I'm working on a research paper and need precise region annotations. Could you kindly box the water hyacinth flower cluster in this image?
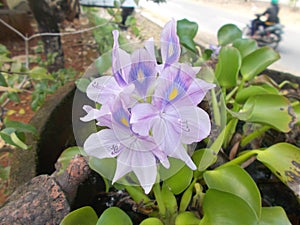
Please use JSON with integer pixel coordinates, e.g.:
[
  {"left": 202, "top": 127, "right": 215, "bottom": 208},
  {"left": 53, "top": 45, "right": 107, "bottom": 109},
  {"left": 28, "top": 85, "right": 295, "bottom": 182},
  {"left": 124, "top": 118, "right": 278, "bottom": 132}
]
[{"left": 81, "top": 19, "right": 215, "bottom": 194}]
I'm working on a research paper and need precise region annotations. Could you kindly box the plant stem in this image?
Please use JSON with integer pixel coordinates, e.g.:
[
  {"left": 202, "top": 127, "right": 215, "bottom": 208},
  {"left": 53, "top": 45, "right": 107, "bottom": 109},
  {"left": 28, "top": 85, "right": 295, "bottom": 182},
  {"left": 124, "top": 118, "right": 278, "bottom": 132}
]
[
  {"left": 153, "top": 183, "right": 166, "bottom": 216},
  {"left": 240, "top": 125, "right": 270, "bottom": 147}
]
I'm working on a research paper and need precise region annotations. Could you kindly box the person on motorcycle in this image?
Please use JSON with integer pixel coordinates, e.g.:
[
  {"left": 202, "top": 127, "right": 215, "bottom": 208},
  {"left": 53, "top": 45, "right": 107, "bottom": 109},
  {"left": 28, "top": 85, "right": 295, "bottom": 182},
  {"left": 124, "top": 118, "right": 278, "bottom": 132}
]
[{"left": 251, "top": 0, "right": 280, "bottom": 37}]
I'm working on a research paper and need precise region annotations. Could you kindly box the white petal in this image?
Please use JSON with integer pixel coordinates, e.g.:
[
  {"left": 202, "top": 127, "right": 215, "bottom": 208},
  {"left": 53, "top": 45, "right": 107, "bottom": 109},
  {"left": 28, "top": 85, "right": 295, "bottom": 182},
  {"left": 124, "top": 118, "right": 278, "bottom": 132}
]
[
  {"left": 83, "top": 129, "right": 123, "bottom": 158},
  {"left": 132, "top": 151, "right": 157, "bottom": 194}
]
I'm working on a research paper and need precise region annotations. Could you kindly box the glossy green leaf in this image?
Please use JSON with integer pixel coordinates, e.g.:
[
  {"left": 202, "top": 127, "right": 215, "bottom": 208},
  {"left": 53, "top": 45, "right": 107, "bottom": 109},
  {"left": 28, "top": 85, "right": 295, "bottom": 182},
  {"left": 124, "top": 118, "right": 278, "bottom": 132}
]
[
  {"left": 177, "top": 19, "right": 198, "bottom": 52},
  {"left": 241, "top": 46, "right": 280, "bottom": 81},
  {"left": 257, "top": 143, "right": 300, "bottom": 198},
  {"left": 56, "top": 146, "right": 84, "bottom": 175},
  {"left": 0, "top": 128, "right": 28, "bottom": 149},
  {"left": 96, "top": 207, "right": 132, "bottom": 225},
  {"left": 235, "top": 85, "right": 279, "bottom": 104},
  {"left": 10, "top": 132, "right": 28, "bottom": 150},
  {"left": 161, "top": 183, "right": 178, "bottom": 215},
  {"left": 4, "top": 119, "right": 38, "bottom": 136},
  {"left": 199, "top": 189, "right": 258, "bottom": 225},
  {"left": 60, "top": 206, "right": 98, "bottom": 225},
  {"left": 159, "top": 157, "right": 185, "bottom": 181},
  {"left": 29, "top": 66, "right": 54, "bottom": 80},
  {"left": 241, "top": 94, "right": 295, "bottom": 132},
  {"left": 215, "top": 46, "right": 241, "bottom": 88},
  {"left": 204, "top": 165, "right": 261, "bottom": 219},
  {"left": 164, "top": 164, "right": 193, "bottom": 194},
  {"left": 259, "top": 207, "right": 292, "bottom": 225},
  {"left": 175, "top": 212, "right": 201, "bottom": 225},
  {"left": 179, "top": 184, "right": 193, "bottom": 212},
  {"left": 217, "top": 24, "right": 242, "bottom": 46},
  {"left": 89, "top": 157, "right": 116, "bottom": 181},
  {"left": 233, "top": 38, "right": 257, "bottom": 58},
  {"left": 140, "top": 218, "right": 164, "bottom": 225},
  {"left": 192, "top": 148, "right": 217, "bottom": 171}
]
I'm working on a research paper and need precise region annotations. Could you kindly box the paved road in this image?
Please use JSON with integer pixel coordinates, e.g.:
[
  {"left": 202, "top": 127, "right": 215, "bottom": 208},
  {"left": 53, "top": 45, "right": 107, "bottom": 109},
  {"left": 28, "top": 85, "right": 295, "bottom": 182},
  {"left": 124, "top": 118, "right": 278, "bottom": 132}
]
[{"left": 138, "top": 0, "right": 300, "bottom": 76}]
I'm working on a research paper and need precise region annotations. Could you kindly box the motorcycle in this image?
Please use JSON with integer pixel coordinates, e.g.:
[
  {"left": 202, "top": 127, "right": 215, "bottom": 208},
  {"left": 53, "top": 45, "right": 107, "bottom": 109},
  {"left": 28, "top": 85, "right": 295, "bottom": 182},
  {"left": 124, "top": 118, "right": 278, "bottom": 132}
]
[{"left": 243, "top": 14, "right": 284, "bottom": 50}]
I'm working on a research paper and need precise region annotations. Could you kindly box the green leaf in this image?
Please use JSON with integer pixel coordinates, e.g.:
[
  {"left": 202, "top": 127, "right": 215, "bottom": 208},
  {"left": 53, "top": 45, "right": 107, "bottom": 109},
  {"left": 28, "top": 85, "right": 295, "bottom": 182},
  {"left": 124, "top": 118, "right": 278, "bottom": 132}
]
[
  {"left": 259, "top": 207, "right": 292, "bottom": 225},
  {"left": 56, "top": 146, "right": 84, "bottom": 175},
  {"left": 29, "top": 66, "right": 54, "bottom": 80},
  {"left": 60, "top": 206, "right": 98, "bottom": 225},
  {"left": 175, "top": 212, "right": 201, "bottom": 225},
  {"left": 4, "top": 120, "right": 38, "bottom": 136},
  {"left": 257, "top": 143, "right": 300, "bottom": 198},
  {"left": 140, "top": 218, "right": 164, "bottom": 225},
  {"left": 96, "top": 207, "right": 132, "bottom": 225},
  {"left": 95, "top": 52, "right": 112, "bottom": 74},
  {"left": 177, "top": 19, "right": 198, "bottom": 52},
  {"left": 161, "top": 183, "right": 178, "bottom": 215},
  {"left": 241, "top": 46, "right": 280, "bottom": 81},
  {"left": 233, "top": 38, "right": 257, "bottom": 58},
  {"left": 0, "top": 73, "right": 8, "bottom": 86},
  {"left": 241, "top": 94, "right": 295, "bottom": 132},
  {"left": 89, "top": 157, "right": 116, "bottom": 181},
  {"left": 203, "top": 165, "right": 261, "bottom": 219},
  {"left": 192, "top": 148, "right": 217, "bottom": 172},
  {"left": 217, "top": 24, "right": 242, "bottom": 46},
  {"left": 215, "top": 46, "right": 241, "bottom": 88},
  {"left": 164, "top": 164, "right": 193, "bottom": 194},
  {"left": 10, "top": 132, "right": 28, "bottom": 150},
  {"left": 75, "top": 78, "right": 90, "bottom": 93},
  {"left": 235, "top": 85, "right": 279, "bottom": 104},
  {"left": 159, "top": 157, "right": 185, "bottom": 180},
  {"left": 199, "top": 189, "right": 258, "bottom": 225},
  {"left": 0, "top": 128, "right": 28, "bottom": 149}
]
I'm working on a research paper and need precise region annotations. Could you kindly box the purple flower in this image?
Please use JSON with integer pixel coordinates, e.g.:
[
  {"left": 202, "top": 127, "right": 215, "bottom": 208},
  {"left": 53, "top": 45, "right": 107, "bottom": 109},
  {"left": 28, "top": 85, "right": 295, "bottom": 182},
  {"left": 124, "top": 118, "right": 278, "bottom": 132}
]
[
  {"left": 130, "top": 64, "right": 214, "bottom": 170},
  {"left": 83, "top": 100, "right": 169, "bottom": 194},
  {"left": 81, "top": 19, "right": 215, "bottom": 193}
]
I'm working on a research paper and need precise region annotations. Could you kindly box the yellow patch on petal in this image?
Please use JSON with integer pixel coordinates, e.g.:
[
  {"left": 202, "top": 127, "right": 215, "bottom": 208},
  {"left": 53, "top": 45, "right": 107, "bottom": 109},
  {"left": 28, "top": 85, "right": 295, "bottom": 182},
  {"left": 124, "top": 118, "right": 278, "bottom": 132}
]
[
  {"left": 168, "top": 87, "right": 178, "bottom": 101},
  {"left": 137, "top": 69, "right": 144, "bottom": 82},
  {"left": 168, "top": 43, "right": 174, "bottom": 57},
  {"left": 121, "top": 117, "right": 129, "bottom": 127}
]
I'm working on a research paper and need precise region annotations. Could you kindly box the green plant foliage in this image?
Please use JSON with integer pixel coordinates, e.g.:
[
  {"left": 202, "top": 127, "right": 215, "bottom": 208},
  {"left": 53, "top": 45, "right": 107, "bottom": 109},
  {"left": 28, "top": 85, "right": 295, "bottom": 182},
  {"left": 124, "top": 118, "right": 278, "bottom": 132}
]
[
  {"left": 140, "top": 218, "right": 164, "bottom": 225},
  {"left": 177, "top": 19, "right": 198, "bottom": 52},
  {"left": 232, "top": 38, "right": 257, "bottom": 58},
  {"left": 96, "top": 207, "right": 133, "bottom": 225},
  {"left": 89, "top": 157, "right": 116, "bottom": 182},
  {"left": 199, "top": 189, "right": 258, "bottom": 225},
  {"left": 163, "top": 164, "right": 193, "bottom": 195},
  {"left": 192, "top": 148, "right": 217, "bottom": 172},
  {"left": 259, "top": 207, "right": 292, "bottom": 225},
  {"left": 215, "top": 46, "right": 241, "bottom": 88},
  {"left": 217, "top": 24, "right": 242, "bottom": 46},
  {"left": 257, "top": 143, "right": 300, "bottom": 198},
  {"left": 241, "top": 46, "right": 280, "bottom": 81},
  {"left": 0, "top": 119, "right": 38, "bottom": 150},
  {"left": 60, "top": 206, "right": 98, "bottom": 225},
  {"left": 161, "top": 183, "right": 178, "bottom": 216},
  {"left": 235, "top": 85, "right": 279, "bottom": 104},
  {"left": 241, "top": 94, "right": 295, "bottom": 132},
  {"left": 204, "top": 165, "right": 261, "bottom": 219},
  {"left": 29, "top": 66, "right": 54, "bottom": 80},
  {"left": 175, "top": 212, "right": 201, "bottom": 225}
]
